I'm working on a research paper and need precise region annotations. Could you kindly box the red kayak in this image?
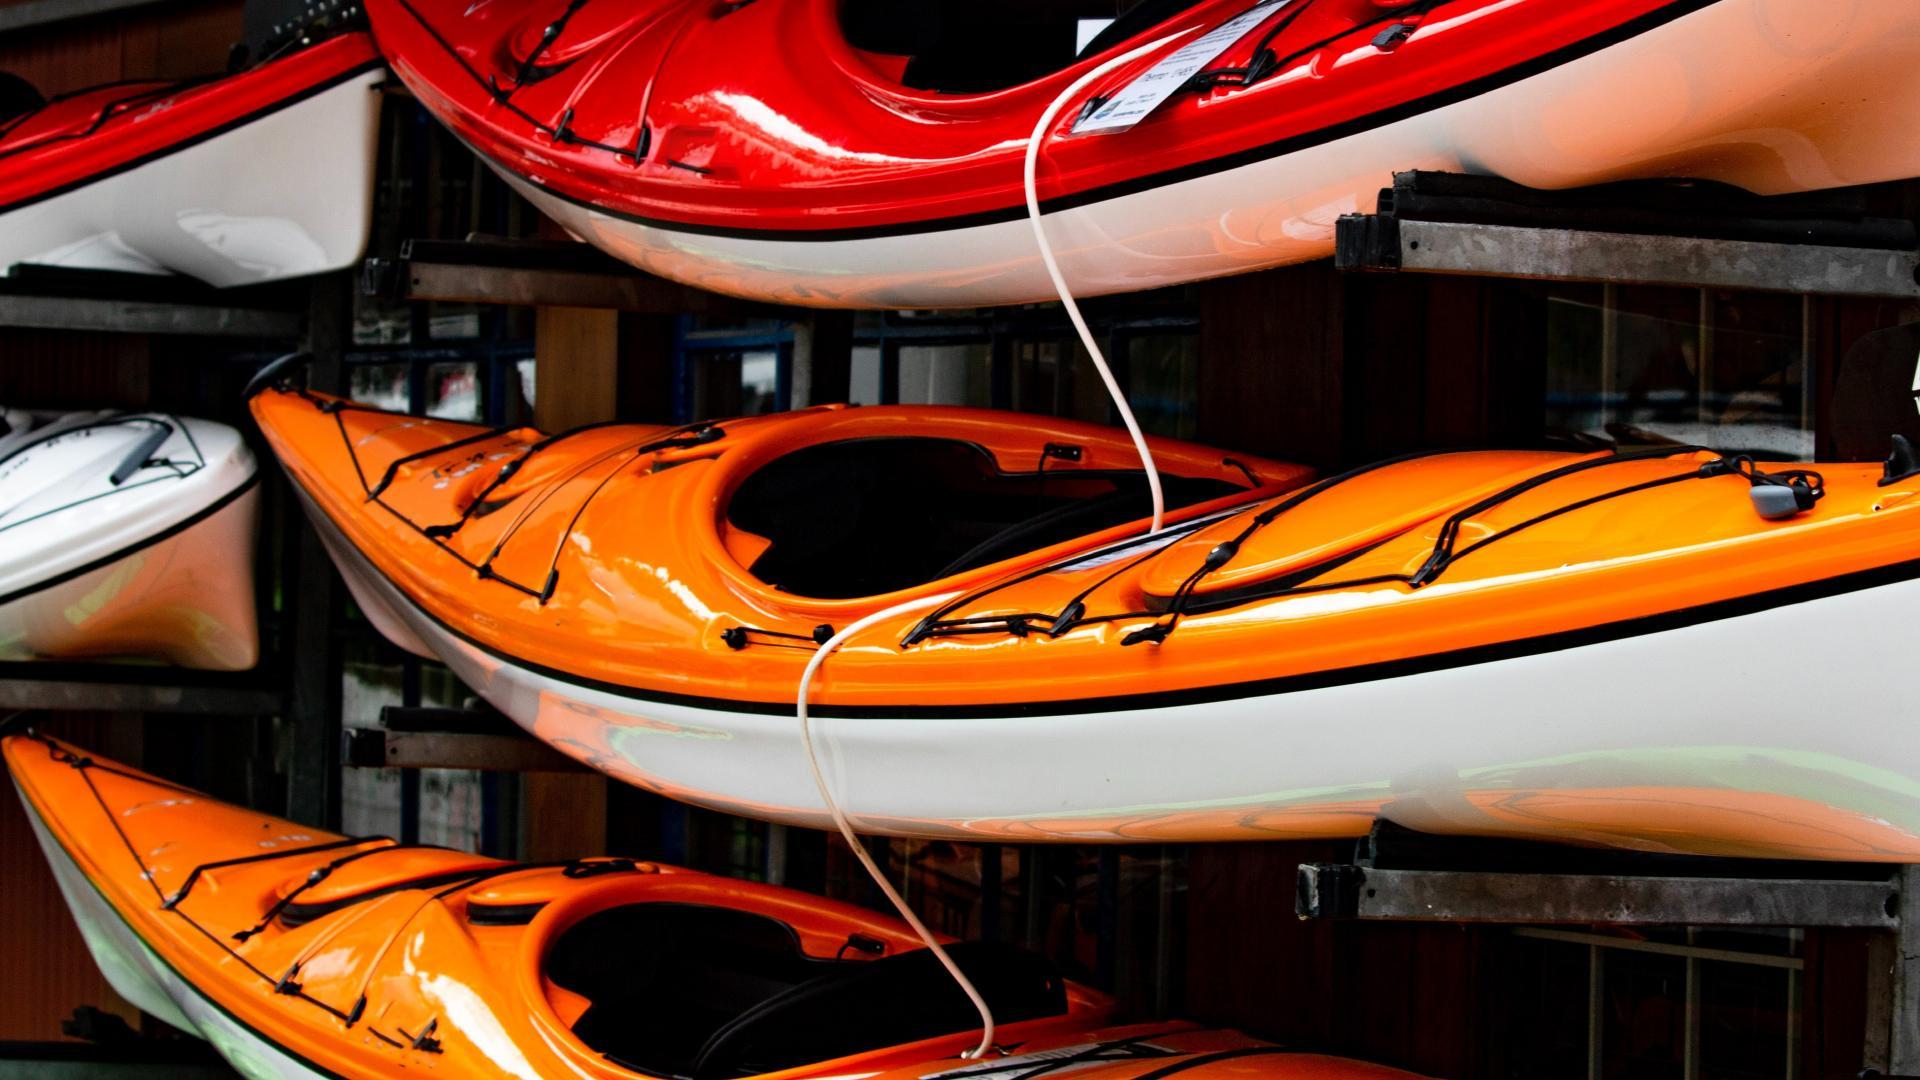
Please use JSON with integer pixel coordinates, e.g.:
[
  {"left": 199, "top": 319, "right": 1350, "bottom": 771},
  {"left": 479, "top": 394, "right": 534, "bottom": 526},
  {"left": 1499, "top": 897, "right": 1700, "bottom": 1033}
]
[
  {"left": 0, "top": 33, "right": 384, "bottom": 286},
  {"left": 366, "top": 0, "right": 1920, "bottom": 308}
]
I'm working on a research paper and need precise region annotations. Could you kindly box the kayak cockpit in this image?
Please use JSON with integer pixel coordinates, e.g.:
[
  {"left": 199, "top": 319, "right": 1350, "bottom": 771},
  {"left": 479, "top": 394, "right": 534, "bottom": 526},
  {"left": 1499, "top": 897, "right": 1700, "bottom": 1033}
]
[
  {"left": 838, "top": 0, "right": 1209, "bottom": 93},
  {"left": 724, "top": 436, "right": 1246, "bottom": 599},
  {"left": 544, "top": 900, "right": 1067, "bottom": 1078}
]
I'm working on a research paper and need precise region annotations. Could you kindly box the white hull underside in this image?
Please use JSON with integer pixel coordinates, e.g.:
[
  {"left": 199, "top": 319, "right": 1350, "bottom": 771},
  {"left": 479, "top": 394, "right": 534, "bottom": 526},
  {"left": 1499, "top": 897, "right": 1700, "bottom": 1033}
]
[
  {"left": 305, "top": 489, "right": 1920, "bottom": 860},
  {"left": 0, "top": 70, "right": 383, "bottom": 287},
  {"left": 0, "top": 488, "right": 260, "bottom": 669},
  {"left": 0, "top": 412, "right": 260, "bottom": 670},
  {"left": 505, "top": 0, "right": 1920, "bottom": 308}
]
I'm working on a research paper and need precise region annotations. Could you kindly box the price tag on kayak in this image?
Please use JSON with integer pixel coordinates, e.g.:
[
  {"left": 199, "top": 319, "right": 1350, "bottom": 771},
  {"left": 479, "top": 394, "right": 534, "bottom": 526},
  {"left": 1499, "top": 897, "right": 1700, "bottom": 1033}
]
[{"left": 1072, "top": 0, "right": 1289, "bottom": 135}]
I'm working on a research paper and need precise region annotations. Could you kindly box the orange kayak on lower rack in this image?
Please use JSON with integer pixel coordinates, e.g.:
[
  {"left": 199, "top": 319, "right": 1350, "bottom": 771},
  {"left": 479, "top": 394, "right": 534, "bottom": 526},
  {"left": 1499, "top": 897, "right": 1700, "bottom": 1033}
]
[
  {"left": 250, "top": 362, "right": 1920, "bottom": 859},
  {"left": 5, "top": 734, "right": 1421, "bottom": 1080}
]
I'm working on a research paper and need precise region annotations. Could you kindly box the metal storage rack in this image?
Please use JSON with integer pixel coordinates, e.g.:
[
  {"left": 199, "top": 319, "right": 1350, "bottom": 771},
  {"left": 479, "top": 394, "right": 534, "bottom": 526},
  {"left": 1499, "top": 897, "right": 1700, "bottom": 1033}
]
[
  {"left": 1336, "top": 170, "right": 1920, "bottom": 298},
  {"left": 1313, "top": 170, "right": 1920, "bottom": 1076},
  {"left": 1297, "top": 823, "right": 1920, "bottom": 1075}
]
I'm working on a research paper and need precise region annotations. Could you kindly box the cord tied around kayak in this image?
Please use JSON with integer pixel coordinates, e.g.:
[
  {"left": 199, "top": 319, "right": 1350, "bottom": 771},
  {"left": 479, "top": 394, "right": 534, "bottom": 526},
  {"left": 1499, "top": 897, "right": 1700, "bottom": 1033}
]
[{"left": 1122, "top": 539, "right": 1240, "bottom": 646}]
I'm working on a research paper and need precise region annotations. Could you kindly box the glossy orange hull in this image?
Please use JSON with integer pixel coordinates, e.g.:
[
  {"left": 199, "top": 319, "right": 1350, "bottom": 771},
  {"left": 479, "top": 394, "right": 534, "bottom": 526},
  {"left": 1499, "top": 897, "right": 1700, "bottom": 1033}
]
[
  {"left": 251, "top": 381, "right": 1920, "bottom": 857},
  {"left": 6, "top": 733, "right": 1421, "bottom": 1080}
]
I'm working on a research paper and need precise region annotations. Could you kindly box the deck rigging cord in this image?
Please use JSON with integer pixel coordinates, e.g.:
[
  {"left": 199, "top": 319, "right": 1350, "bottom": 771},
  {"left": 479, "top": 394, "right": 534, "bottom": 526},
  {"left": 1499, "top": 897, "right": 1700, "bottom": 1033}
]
[
  {"left": 26, "top": 732, "right": 664, "bottom": 1048},
  {"left": 905, "top": 443, "right": 1825, "bottom": 646},
  {"left": 1023, "top": 31, "right": 1195, "bottom": 536}
]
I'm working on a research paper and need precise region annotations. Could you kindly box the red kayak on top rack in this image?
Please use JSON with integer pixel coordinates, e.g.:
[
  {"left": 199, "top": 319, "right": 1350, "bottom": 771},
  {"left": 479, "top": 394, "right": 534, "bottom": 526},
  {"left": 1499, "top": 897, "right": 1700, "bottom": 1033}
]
[
  {"left": 0, "top": 32, "right": 384, "bottom": 286},
  {"left": 366, "top": 0, "right": 1920, "bottom": 308}
]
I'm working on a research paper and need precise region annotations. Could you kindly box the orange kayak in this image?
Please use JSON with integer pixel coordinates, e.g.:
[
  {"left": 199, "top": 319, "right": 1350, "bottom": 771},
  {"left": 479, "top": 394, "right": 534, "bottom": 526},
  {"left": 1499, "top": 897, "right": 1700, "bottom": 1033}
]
[
  {"left": 6, "top": 733, "right": 1422, "bottom": 1080},
  {"left": 250, "top": 369, "right": 1920, "bottom": 859}
]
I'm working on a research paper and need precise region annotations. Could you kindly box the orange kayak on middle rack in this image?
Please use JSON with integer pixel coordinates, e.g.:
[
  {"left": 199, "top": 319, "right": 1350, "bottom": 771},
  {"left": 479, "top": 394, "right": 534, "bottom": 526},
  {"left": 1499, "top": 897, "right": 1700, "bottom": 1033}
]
[{"left": 251, "top": 368, "right": 1920, "bottom": 860}]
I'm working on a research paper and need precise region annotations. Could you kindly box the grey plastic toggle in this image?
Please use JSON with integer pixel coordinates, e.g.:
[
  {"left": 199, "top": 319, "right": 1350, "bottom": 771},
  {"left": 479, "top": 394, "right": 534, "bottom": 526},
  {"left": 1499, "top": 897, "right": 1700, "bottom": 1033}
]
[{"left": 1749, "top": 484, "right": 1803, "bottom": 520}]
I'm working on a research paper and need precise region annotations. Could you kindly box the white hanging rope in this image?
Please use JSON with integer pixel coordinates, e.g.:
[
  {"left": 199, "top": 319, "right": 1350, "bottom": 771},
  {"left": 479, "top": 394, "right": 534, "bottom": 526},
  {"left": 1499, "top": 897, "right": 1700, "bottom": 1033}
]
[
  {"left": 795, "top": 593, "right": 995, "bottom": 1057},
  {"left": 1023, "top": 31, "right": 1193, "bottom": 535},
  {"left": 790, "top": 31, "right": 1196, "bottom": 1065}
]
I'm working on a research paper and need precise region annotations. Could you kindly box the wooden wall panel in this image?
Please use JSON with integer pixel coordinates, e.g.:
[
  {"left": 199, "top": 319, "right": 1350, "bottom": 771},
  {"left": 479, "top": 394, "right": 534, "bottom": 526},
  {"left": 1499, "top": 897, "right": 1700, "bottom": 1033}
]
[
  {"left": 1812, "top": 293, "right": 1920, "bottom": 461},
  {"left": 1184, "top": 841, "right": 1342, "bottom": 1044},
  {"left": 1197, "top": 261, "right": 1346, "bottom": 468},
  {"left": 1198, "top": 263, "right": 1547, "bottom": 471},
  {"left": 0, "top": 715, "right": 142, "bottom": 1041},
  {"left": 1184, "top": 842, "right": 1486, "bottom": 1078},
  {"left": 1801, "top": 930, "right": 1871, "bottom": 1080},
  {"left": 0, "top": 0, "right": 243, "bottom": 94},
  {"left": 0, "top": 328, "right": 150, "bottom": 407},
  {"left": 532, "top": 307, "right": 619, "bottom": 432},
  {"left": 520, "top": 305, "right": 623, "bottom": 860}
]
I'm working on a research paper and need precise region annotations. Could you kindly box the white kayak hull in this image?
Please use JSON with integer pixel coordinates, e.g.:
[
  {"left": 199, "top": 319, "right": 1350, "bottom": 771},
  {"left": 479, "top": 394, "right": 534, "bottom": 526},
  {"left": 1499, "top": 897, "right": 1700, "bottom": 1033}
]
[
  {"left": 302, "top": 486, "right": 1920, "bottom": 860},
  {"left": 0, "top": 68, "right": 383, "bottom": 287},
  {"left": 508, "top": 0, "right": 1920, "bottom": 309},
  {"left": 0, "top": 413, "right": 259, "bottom": 669}
]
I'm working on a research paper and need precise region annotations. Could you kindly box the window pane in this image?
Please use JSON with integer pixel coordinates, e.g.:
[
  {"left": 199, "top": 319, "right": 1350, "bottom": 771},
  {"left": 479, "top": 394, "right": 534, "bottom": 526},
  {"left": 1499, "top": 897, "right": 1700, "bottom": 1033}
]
[
  {"left": 341, "top": 638, "right": 489, "bottom": 853},
  {"left": 349, "top": 363, "right": 411, "bottom": 413},
  {"left": 514, "top": 358, "right": 537, "bottom": 423},
  {"left": 1126, "top": 333, "right": 1199, "bottom": 439},
  {"left": 425, "top": 361, "right": 482, "bottom": 421},
  {"left": 353, "top": 292, "right": 412, "bottom": 346},
  {"left": 1600, "top": 947, "right": 1685, "bottom": 1080},
  {"left": 850, "top": 346, "right": 883, "bottom": 406},
  {"left": 899, "top": 343, "right": 991, "bottom": 407},
  {"left": 1699, "top": 291, "right": 1811, "bottom": 458},
  {"left": 341, "top": 649, "right": 404, "bottom": 840},
  {"left": 1497, "top": 935, "right": 1591, "bottom": 1079},
  {"left": 427, "top": 303, "right": 482, "bottom": 341},
  {"left": 1692, "top": 927, "right": 1800, "bottom": 958},
  {"left": 418, "top": 769, "right": 485, "bottom": 851},
  {"left": 740, "top": 350, "right": 780, "bottom": 415},
  {"left": 1544, "top": 287, "right": 1811, "bottom": 459},
  {"left": 1011, "top": 338, "right": 1110, "bottom": 422},
  {"left": 690, "top": 350, "right": 784, "bottom": 419},
  {"left": 1698, "top": 960, "right": 1795, "bottom": 1080}
]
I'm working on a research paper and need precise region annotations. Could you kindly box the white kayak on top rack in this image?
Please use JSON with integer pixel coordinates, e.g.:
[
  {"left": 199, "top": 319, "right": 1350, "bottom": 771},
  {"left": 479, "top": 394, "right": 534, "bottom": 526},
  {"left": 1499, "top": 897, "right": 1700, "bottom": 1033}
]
[{"left": 0, "top": 411, "right": 260, "bottom": 670}]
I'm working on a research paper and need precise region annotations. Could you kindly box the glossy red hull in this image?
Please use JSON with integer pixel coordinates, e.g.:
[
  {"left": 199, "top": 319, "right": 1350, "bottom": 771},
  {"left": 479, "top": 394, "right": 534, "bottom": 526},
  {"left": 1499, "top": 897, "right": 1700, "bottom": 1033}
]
[{"left": 367, "top": 0, "right": 1920, "bottom": 306}]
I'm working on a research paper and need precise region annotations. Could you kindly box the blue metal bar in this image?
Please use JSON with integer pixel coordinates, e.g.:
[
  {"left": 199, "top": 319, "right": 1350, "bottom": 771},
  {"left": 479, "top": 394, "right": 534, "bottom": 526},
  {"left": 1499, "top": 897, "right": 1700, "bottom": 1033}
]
[{"left": 774, "top": 342, "right": 794, "bottom": 413}]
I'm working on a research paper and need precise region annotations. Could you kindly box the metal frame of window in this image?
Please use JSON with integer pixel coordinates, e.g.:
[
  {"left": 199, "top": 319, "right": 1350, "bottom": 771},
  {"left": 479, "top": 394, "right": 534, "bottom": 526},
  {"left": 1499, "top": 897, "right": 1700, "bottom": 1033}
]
[
  {"left": 673, "top": 324, "right": 796, "bottom": 421},
  {"left": 1515, "top": 926, "right": 1804, "bottom": 1080},
  {"left": 670, "top": 307, "right": 1201, "bottom": 423},
  {"left": 335, "top": 341, "right": 530, "bottom": 858},
  {"left": 1587, "top": 284, "right": 1816, "bottom": 457},
  {"left": 341, "top": 343, "right": 535, "bottom": 423}
]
